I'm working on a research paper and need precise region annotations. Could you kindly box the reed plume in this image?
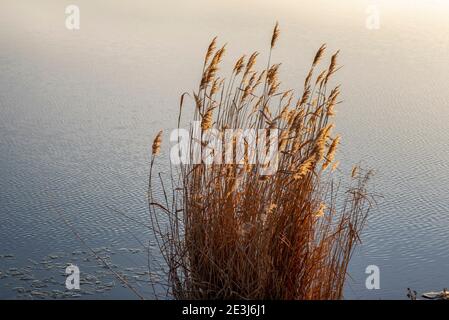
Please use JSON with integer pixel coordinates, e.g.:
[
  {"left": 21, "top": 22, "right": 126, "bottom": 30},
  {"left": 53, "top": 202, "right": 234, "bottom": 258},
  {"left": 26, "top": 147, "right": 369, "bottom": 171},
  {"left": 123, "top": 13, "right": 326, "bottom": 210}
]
[
  {"left": 151, "top": 130, "right": 162, "bottom": 156},
  {"left": 148, "top": 23, "right": 373, "bottom": 300},
  {"left": 271, "top": 22, "right": 280, "bottom": 49}
]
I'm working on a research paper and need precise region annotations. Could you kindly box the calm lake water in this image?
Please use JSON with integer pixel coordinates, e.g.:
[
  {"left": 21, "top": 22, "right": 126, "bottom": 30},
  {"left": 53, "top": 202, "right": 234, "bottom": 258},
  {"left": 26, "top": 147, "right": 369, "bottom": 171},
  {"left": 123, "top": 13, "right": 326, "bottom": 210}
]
[{"left": 1, "top": 0, "right": 449, "bottom": 299}]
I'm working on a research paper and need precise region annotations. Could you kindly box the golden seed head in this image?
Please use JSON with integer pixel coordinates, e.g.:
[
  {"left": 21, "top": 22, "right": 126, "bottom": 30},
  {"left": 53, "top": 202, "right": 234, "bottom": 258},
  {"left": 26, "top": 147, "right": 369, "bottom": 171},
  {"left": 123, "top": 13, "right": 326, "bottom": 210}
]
[
  {"left": 315, "top": 69, "right": 327, "bottom": 86},
  {"left": 298, "top": 87, "right": 311, "bottom": 107},
  {"left": 314, "top": 124, "right": 333, "bottom": 162},
  {"left": 304, "top": 69, "right": 313, "bottom": 88},
  {"left": 312, "top": 44, "right": 327, "bottom": 67},
  {"left": 294, "top": 157, "right": 315, "bottom": 180},
  {"left": 323, "top": 135, "right": 340, "bottom": 170},
  {"left": 271, "top": 22, "right": 280, "bottom": 49},
  {"left": 327, "top": 104, "right": 335, "bottom": 117},
  {"left": 267, "top": 63, "right": 280, "bottom": 85},
  {"left": 201, "top": 107, "right": 214, "bottom": 131},
  {"left": 210, "top": 78, "right": 221, "bottom": 96},
  {"left": 245, "top": 52, "right": 259, "bottom": 76},
  {"left": 152, "top": 130, "right": 163, "bottom": 156},
  {"left": 205, "top": 36, "right": 217, "bottom": 65},
  {"left": 279, "top": 105, "right": 290, "bottom": 120},
  {"left": 315, "top": 203, "right": 327, "bottom": 217},
  {"left": 202, "top": 45, "right": 227, "bottom": 88},
  {"left": 329, "top": 135, "right": 340, "bottom": 156},
  {"left": 268, "top": 82, "right": 280, "bottom": 96},
  {"left": 205, "top": 37, "right": 217, "bottom": 63},
  {"left": 325, "top": 50, "right": 340, "bottom": 82},
  {"left": 241, "top": 84, "right": 252, "bottom": 101},
  {"left": 233, "top": 55, "right": 246, "bottom": 75},
  {"left": 278, "top": 130, "right": 290, "bottom": 152}
]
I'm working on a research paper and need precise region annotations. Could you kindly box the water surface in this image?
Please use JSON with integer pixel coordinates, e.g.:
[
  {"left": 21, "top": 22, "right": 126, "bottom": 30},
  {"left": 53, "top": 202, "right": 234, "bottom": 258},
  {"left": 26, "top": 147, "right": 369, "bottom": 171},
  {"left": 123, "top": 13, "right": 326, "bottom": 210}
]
[{"left": 1, "top": 0, "right": 449, "bottom": 299}]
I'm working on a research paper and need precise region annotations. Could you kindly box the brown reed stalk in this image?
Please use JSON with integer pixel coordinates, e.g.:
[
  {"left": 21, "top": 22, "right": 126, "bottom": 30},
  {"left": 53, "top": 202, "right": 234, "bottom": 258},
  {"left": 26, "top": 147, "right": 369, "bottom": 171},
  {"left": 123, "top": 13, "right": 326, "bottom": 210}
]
[{"left": 148, "top": 23, "right": 373, "bottom": 300}]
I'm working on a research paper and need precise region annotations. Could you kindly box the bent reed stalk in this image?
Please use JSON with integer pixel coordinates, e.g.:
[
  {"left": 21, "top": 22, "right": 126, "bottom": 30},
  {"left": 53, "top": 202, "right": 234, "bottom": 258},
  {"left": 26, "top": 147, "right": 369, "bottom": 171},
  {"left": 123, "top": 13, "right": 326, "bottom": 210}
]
[{"left": 148, "top": 23, "right": 373, "bottom": 300}]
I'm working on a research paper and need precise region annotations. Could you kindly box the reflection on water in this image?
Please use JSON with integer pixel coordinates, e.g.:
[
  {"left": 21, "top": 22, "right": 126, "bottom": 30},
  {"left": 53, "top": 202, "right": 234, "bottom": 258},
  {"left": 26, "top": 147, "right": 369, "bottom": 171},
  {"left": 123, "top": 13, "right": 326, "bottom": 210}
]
[{"left": 1, "top": 0, "right": 449, "bottom": 299}]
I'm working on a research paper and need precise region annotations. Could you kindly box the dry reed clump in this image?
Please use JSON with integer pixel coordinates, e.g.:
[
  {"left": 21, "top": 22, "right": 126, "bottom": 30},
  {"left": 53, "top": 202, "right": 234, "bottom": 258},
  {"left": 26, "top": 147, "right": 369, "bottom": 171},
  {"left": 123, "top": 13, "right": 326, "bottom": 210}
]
[{"left": 148, "top": 23, "right": 374, "bottom": 300}]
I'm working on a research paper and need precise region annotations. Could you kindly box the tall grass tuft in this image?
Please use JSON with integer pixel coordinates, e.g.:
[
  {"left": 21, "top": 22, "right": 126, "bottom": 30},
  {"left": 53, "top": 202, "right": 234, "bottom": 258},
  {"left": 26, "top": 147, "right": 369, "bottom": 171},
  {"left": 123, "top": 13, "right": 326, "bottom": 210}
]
[{"left": 148, "top": 23, "right": 374, "bottom": 300}]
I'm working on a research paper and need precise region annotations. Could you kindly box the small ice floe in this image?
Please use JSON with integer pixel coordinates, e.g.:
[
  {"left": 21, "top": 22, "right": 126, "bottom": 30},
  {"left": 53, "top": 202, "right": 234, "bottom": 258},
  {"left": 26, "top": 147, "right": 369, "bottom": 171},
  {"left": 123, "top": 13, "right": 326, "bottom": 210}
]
[
  {"left": 13, "top": 287, "right": 26, "bottom": 294},
  {"left": 19, "top": 275, "right": 35, "bottom": 281},
  {"left": 30, "top": 291, "right": 47, "bottom": 298},
  {"left": 31, "top": 280, "right": 48, "bottom": 289},
  {"left": 422, "top": 288, "right": 449, "bottom": 300}
]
